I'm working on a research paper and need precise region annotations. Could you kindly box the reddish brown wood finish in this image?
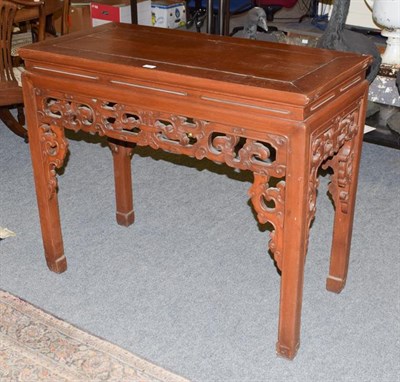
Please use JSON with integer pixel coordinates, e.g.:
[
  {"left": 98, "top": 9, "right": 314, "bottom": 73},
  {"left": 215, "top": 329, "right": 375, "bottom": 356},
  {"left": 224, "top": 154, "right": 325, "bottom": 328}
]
[
  {"left": 20, "top": 23, "right": 371, "bottom": 360},
  {"left": 108, "top": 138, "right": 136, "bottom": 226}
]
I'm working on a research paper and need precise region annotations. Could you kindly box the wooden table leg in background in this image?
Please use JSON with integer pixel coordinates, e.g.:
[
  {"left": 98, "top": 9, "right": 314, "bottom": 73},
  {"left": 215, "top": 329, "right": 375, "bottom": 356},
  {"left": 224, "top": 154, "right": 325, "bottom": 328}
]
[
  {"left": 108, "top": 139, "right": 135, "bottom": 227},
  {"left": 325, "top": 95, "right": 368, "bottom": 293}
]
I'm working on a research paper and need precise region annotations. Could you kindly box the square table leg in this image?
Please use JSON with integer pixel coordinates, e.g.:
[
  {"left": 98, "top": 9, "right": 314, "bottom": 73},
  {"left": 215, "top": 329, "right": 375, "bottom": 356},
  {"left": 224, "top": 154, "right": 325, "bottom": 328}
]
[
  {"left": 23, "top": 81, "right": 68, "bottom": 273},
  {"left": 108, "top": 138, "right": 135, "bottom": 227},
  {"left": 275, "top": 132, "right": 310, "bottom": 359}
]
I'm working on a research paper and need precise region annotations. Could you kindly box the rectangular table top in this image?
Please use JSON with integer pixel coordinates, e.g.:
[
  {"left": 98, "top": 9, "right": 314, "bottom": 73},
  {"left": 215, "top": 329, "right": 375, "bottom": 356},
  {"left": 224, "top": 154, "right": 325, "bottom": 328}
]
[{"left": 20, "top": 23, "right": 371, "bottom": 107}]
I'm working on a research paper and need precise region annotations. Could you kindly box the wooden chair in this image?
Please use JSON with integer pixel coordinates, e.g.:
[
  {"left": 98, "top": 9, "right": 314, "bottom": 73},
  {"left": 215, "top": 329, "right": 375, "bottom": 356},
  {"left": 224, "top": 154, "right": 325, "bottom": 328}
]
[
  {"left": 40, "top": 0, "right": 71, "bottom": 40},
  {"left": 14, "top": 0, "right": 70, "bottom": 43},
  {"left": 0, "top": 0, "right": 40, "bottom": 140}
]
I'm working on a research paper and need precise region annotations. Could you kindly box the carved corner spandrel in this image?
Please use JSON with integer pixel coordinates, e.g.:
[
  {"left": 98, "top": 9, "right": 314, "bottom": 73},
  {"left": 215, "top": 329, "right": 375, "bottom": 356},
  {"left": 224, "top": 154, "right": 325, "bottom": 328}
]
[
  {"left": 248, "top": 174, "right": 286, "bottom": 270},
  {"left": 324, "top": 144, "right": 354, "bottom": 214},
  {"left": 37, "top": 121, "right": 69, "bottom": 200},
  {"left": 308, "top": 105, "right": 360, "bottom": 226}
]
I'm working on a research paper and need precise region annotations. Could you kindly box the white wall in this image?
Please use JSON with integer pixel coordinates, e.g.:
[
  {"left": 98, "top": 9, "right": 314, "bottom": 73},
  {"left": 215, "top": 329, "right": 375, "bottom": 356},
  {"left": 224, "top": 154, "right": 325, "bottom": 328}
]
[
  {"left": 347, "top": 0, "right": 379, "bottom": 29},
  {"left": 319, "top": 0, "right": 379, "bottom": 29}
]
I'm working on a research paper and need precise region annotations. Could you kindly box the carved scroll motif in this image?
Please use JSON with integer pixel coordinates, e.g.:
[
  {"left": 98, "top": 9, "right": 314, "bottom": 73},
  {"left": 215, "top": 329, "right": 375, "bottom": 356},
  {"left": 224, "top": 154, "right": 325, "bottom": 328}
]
[
  {"left": 323, "top": 142, "right": 354, "bottom": 214},
  {"left": 249, "top": 174, "right": 285, "bottom": 270},
  {"left": 39, "top": 95, "right": 287, "bottom": 176},
  {"left": 308, "top": 105, "right": 360, "bottom": 227},
  {"left": 37, "top": 92, "right": 288, "bottom": 265},
  {"left": 36, "top": 119, "right": 69, "bottom": 199},
  {"left": 41, "top": 96, "right": 97, "bottom": 135}
]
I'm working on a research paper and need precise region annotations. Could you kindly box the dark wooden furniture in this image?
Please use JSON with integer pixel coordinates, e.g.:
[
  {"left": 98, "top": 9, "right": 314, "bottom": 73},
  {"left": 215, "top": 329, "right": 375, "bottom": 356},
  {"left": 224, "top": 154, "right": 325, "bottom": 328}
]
[
  {"left": 20, "top": 23, "right": 371, "bottom": 359},
  {"left": 14, "top": 0, "right": 70, "bottom": 41},
  {"left": 3, "top": 0, "right": 70, "bottom": 140},
  {"left": 0, "top": 0, "right": 40, "bottom": 140}
]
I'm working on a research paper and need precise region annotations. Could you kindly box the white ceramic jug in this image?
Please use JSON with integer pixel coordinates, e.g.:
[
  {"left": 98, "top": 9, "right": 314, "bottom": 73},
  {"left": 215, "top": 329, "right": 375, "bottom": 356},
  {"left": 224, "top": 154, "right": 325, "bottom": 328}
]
[{"left": 365, "top": 0, "right": 400, "bottom": 64}]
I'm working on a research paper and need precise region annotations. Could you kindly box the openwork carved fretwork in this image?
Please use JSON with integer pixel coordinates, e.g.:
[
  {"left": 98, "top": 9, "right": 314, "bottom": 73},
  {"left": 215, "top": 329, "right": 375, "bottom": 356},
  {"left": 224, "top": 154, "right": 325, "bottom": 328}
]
[
  {"left": 36, "top": 90, "right": 288, "bottom": 265},
  {"left": 308, "top": 104, "right": 360, "bottom": 227},
  {"left": 39, "top": 94, "right": 287, "bottom": 177},
  {"left": 323, "top": 142, "right": 355, "bottom": 214},
  {"left": 249, "top": 174, "right": 285, "bottom": 269},
  {"left": 37, "top": 121, "right": 69, "bottom": 199}
]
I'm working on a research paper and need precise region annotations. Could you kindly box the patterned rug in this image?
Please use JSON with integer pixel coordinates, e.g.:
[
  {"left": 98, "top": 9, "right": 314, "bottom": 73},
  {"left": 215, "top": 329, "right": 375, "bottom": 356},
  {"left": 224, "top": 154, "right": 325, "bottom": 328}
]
[{"left": 0, "top": 290, "right": 190, "bottom": 382}]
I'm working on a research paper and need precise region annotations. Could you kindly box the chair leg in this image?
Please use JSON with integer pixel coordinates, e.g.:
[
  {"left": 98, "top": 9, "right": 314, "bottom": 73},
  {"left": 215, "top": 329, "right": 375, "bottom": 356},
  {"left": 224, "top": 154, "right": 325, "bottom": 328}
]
[
  {"left": 264, "top": 5, "right": 283, "bottom": 21},
  {"left": 0, "top": 107, "right": 28, "bottom": 142},
  {"left": 17, "top": 106, "right": 25, "bottom": 126}
]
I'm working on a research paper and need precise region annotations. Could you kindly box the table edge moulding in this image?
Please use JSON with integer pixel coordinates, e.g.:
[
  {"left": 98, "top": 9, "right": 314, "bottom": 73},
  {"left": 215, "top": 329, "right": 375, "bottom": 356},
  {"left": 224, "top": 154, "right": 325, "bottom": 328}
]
[{"left": 19, "top": 23, "right": 372, "bottom": 360}]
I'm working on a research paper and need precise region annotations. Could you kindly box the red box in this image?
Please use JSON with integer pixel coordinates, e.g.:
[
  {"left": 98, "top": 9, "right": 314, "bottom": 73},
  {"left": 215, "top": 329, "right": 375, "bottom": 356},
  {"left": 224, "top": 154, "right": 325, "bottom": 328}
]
[{"left": 91, "top": 0, "right": 131, "bottom": 26}]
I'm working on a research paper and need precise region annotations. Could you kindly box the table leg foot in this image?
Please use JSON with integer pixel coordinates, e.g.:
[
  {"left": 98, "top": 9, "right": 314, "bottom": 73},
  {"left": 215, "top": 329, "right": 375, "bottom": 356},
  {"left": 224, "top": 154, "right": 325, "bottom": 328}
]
[
  {"left": 276, "top": 341, "right": 300, "bottom": 360},
  {"left": 116, "top": 210, "right": 135, "bottom": 226},
  {"left": 326, "top": 275, "right": 346, "bottom": 293},
  {"left": 45, "top": 254, "right": 67, "bottom": 273}
]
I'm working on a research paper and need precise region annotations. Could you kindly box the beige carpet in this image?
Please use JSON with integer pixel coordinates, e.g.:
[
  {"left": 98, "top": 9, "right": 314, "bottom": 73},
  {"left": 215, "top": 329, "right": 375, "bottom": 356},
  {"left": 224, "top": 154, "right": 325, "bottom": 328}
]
[{"left": 0, "top": 290, "right": 190, "bottom": 382}]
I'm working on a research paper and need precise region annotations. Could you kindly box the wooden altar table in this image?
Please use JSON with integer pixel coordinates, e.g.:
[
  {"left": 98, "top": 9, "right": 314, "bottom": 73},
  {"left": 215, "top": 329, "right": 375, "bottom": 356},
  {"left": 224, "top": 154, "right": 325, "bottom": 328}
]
[{"left": 20, "top": 23, "right": 371, "bottom": 359}]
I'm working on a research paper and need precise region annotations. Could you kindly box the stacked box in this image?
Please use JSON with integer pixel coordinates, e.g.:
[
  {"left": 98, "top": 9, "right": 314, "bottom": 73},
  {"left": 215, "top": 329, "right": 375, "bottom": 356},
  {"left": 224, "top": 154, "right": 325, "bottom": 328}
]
[
  {"left": 151, "top": 0, "right": 186, "bottom": 29},
  {"left": 91, "top": 0, "right": 151, "bottom": 27}
]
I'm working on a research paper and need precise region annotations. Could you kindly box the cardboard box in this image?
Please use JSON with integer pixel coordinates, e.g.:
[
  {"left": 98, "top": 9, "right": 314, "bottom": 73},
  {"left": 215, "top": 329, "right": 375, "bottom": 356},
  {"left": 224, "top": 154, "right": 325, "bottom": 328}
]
[
  {"left": 90, "top": 0, "right": 151, "bottom": 27},
  {"left": 151, "top": 0, "right": 186, "bottom": 29},
  {"left": 91, "top": 0, "right": 131, "bottom": 27},
  {"left": 137, "top": 0, "right": 152, "bottom": 25}
]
